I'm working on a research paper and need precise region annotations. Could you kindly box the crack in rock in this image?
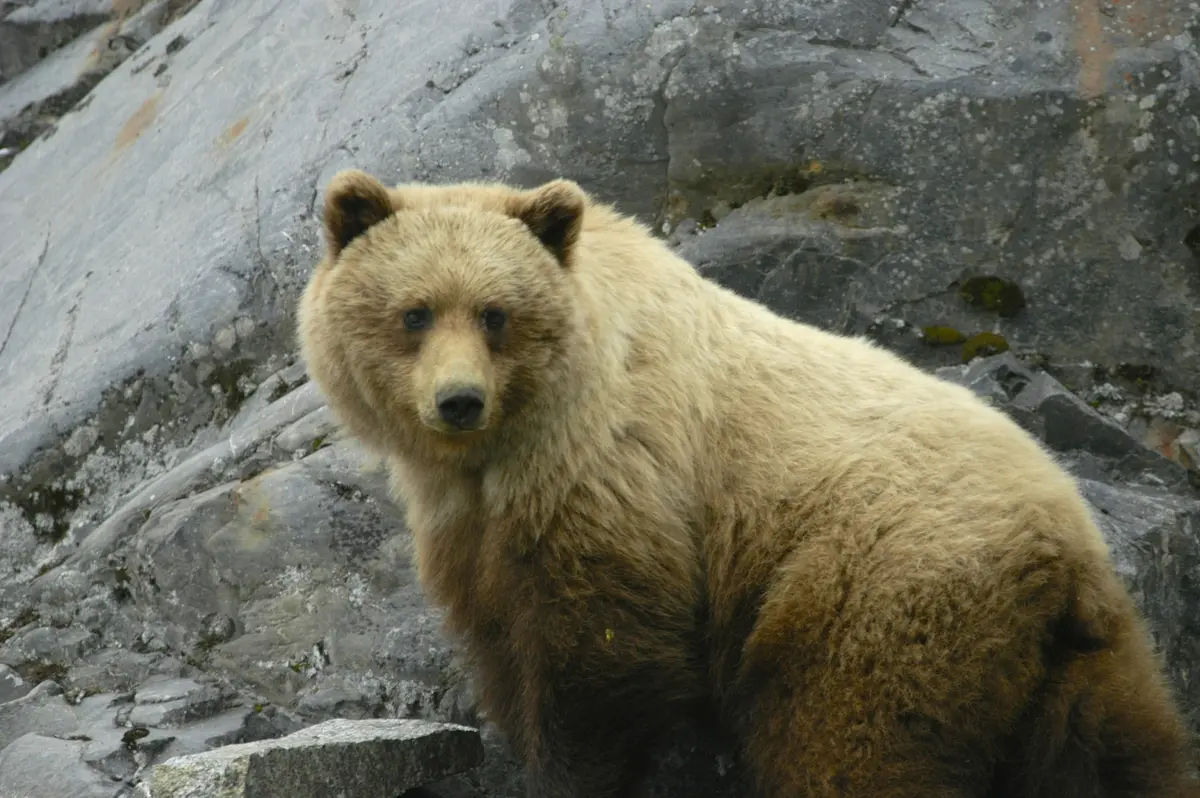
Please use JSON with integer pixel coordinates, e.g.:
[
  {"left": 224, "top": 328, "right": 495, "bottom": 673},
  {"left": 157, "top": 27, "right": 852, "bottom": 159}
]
[{"left": 0, "top": 225, "right": 50, "bottom": 366}]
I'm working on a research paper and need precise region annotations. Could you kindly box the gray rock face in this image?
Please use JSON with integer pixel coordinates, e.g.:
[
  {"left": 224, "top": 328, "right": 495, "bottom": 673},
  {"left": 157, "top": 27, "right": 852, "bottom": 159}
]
[
  {"left": 144, "top": 718, "right": 485, "bottom": 798},
  {"left": 0, "top": 0, "right": 1197, "bottom": 796},
  {"left": 0, "top": 674, "right": 303, "bottom": 797},
  {"left": 0, "top": 732, "right": 119, "bottom": 798},
  {"left": 0, "top": 0, "right": 198, "bottom": 174},
  {"left": 0, "top": 680, "right": 78, "bottom": 751},
  {"left": 663, "top": 5, "right": 1200, "bottom": 396},
  {"left": 0, "top": 0, "right": 110, "bottom": 85},
  {"left": 1080, "top": 479, "right": 1200, "bottom": 725},
  {"left": 0, "top": 664, "right": 30, "bottom": 703}
]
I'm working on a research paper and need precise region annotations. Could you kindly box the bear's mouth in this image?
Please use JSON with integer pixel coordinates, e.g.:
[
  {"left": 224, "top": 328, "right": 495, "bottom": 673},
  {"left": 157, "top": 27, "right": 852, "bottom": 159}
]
[
  {"left": 417, "top": 412, "right": 489, "bottom": 438},
  {"left": 433, "top": 424, "right": 487, "bottom": 437}
]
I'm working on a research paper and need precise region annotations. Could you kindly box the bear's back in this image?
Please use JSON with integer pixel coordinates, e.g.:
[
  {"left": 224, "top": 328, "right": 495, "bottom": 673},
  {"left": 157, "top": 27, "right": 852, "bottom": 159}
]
[{"left": 565, "top": 208, "right": 1109, "bottom": 573}]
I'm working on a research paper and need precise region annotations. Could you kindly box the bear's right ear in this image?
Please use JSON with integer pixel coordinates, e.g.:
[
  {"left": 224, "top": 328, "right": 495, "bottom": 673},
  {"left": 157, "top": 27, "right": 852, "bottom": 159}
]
[{"left": 322, "top": 169, "right": 394, "bottom": 259}]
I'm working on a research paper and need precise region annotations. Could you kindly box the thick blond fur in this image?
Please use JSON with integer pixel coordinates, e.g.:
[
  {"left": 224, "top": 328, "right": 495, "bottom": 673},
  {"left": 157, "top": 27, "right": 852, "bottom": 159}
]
[{"left": 297, "top": 170, "right": 1198, "bottom": 798}]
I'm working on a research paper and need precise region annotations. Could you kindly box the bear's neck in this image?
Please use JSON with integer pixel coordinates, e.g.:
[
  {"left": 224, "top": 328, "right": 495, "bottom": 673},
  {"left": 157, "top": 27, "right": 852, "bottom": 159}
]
[{"left": 476, "top": 326, "right": 616, "bottom": 537}]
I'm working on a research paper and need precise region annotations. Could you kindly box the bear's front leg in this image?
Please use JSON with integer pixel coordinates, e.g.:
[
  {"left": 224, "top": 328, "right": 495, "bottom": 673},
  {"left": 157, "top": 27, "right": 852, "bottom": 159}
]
[
  {"left": 522, "top": 717, "right": 651, "bottom": 798},
  {"left": 519, "top": 662, "right": 705, "bottom": 798},
  {"left": 512, "top": 594, "right": 706, "bottom": 798}
]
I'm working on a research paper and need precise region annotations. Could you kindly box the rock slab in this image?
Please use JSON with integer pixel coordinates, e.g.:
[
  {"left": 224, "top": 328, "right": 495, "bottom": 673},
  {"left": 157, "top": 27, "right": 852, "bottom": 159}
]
[
  {"left": 0, "top": 732, "right": 118, "bottom": 798},
  {"left": 0, "top": 679, "right": 78, "bottom": 751},
  {"left": 144, "top": 718, "right": 486, "bottom": 798}
]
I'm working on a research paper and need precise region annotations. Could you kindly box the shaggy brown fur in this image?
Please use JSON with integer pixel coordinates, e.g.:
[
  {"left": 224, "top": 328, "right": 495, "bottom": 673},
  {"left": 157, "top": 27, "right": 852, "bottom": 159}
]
[{"left": 297, "top": 168, "right": 1199, "bottom": 798}]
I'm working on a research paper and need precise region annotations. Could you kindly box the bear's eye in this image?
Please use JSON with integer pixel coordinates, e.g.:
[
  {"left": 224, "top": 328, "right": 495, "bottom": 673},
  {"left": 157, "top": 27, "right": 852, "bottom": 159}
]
[
  {"left": 481, "top": 307, "right": 508, "bottom": 333},
  {"left": 403, "top": 308, "right": 433, "bottom": 331}
]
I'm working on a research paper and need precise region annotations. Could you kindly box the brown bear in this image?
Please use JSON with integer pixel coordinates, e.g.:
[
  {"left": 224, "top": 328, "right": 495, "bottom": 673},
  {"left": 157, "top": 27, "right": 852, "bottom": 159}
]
[{"left": 296, "top": 168, "right": 1199, "bottom": 798}]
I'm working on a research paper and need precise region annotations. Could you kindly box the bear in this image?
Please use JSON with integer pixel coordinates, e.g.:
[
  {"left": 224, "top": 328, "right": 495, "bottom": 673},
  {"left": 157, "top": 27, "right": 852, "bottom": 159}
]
[{"left": 296, "top": 168, "right": 1199, "bottom": 798}]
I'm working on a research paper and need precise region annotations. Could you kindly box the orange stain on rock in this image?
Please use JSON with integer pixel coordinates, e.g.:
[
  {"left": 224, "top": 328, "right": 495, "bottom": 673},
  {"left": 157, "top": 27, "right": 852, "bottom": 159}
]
[
  {"left": 114, "top": 92, "right": 160, "bottom": 151},
  {"left": 216, "top": 115, "right": 251, "bottom": 149},
  {"left": 1070, "top": 0, "right": 1114, "bottom": 99},
  {"left": 1071, "top": 0, "right": 1186, "bottom": 98}
]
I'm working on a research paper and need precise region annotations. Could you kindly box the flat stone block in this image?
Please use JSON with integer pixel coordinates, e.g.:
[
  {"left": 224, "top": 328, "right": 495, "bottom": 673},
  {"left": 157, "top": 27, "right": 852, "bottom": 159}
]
[{"left": 145, "top": 718, "right": 485, "bottom": 798}]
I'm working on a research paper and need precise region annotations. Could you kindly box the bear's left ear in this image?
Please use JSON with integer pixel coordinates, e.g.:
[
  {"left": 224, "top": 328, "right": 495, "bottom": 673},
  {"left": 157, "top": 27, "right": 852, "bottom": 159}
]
[
  {"left": 508, "top": 179, "right": 586, "bottom": 267},
  {"left": 323, "top": 169, "right": 395, "bottom": 259}
]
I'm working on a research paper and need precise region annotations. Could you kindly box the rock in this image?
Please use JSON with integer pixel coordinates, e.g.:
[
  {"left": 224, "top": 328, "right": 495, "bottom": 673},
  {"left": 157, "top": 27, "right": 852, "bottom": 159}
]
[
  {"left": 937, "top": 353, "right": 1194, "bottom": 493},
  {"left": 0, "top": 679, "right": 77, "bottom": 751},
  {"left": 0, "top": 499, "right": 41, "bottom": 578},
  {"left": 660, "top": 7, "right": 1200, "bottom": 397},
  {"left": 143, "top": 718, "right": 485, "bottom": 798},
  {"left": 83, "top": 723, "right": 176, "bottom": 783},
  {"left": 0, "top": 0, "right": 178, "bottom": 172},
  {"left": 0, "top": 669, "right": 304, "bottom": 794},
  {"left": 274, "top": 406, "right": 338, "bottom": 456},
  {"left": 0, "top": 663, "right": 30, "bottom": 703},
  {"left": 0, "top": 0, "right": 533, "bottom": 487},
  {"left": 0, "top": 623, "right": 98, "bottom": 670},
  {"left": 134, "top": 675, "right": 210, "bottom": 705},
  {"left": 0, "top": 0, "right": 111, "bottom": 84},
  {"left": 124, "top": 677, "right": 240, "bottom": 729},
  {"left": 114, "top": 437, "right": 428, "bottom": 707},
  {"left": 0, "top": 732, "right": 118, "bottom": 798},
  {"left": 63, "top": 648, "right": 189, "bottom": 697},
  {"left": 1078, "top": 478, "right": 1200, "bottom": 732},
  {"left": 61, "top": 373, "right": 331, "bottom": 568},
  {"left": 154, "top": 702, "right": 300, "bottom": 755},
  {"left": 66, "top": 690, "right": 178, "bottom": 782},
  {"left": 675, "top": 192, "right": 898, "bottom": 336}
]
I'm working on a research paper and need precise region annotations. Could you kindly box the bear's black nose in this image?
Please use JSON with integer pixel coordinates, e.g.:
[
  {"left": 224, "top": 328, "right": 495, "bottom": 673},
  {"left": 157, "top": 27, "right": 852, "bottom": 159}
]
[{"left": 436, "top": 387, "right": 486, "bottom": 430}]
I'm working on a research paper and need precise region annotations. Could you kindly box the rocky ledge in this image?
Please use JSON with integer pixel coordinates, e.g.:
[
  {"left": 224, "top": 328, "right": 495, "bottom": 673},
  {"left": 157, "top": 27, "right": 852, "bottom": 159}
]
[{"left": 142, "top": 718, "right": 485, "bottom": 798}]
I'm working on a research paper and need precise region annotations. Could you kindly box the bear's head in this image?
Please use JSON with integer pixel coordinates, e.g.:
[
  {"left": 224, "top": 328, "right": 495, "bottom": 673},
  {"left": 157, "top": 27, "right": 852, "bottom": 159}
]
[{"left": 298, "top": 169, "right": 587, "bottom": 464}]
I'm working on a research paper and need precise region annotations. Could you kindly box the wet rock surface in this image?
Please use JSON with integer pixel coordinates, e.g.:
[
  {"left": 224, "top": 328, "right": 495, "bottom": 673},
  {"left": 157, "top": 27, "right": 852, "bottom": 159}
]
[{"left": 0, "top": 0, "right": 1198, "bottom": 795}]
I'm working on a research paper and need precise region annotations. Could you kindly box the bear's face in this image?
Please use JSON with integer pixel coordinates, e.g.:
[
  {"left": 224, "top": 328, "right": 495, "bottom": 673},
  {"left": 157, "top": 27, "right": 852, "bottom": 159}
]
[{"left": 301, "top": 170, "right": 586, "bottom": 459}]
